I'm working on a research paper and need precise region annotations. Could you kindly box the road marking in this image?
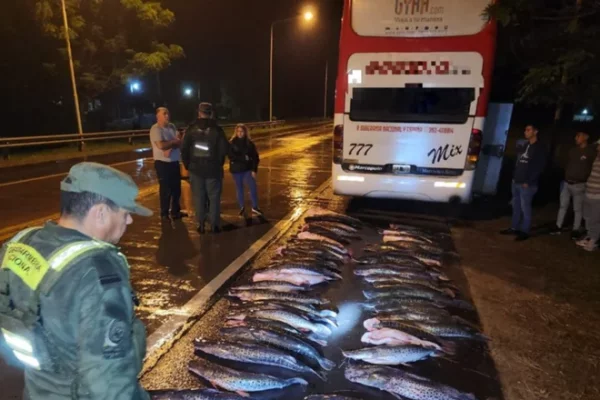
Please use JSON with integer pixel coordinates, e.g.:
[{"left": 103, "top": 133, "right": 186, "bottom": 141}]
[
  {"left": 0, "top": 158, "right": 153, "bottom": 188},
  {"left": 0, "top": 132, "right": 331, "bottom": 242},
  {"left": 141, "top": 177, "right": 332, "bottom": 375}
]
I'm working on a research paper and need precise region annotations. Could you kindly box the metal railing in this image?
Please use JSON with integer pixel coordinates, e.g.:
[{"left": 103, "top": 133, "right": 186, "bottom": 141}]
[{"left": 0, "top": 120, "right": 286, "bottom": 160}]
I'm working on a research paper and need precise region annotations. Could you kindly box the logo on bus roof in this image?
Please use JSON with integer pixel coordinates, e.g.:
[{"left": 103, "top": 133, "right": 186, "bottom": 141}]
[{"left": 365, "top": 61, "right": 471, "bottom": 76}]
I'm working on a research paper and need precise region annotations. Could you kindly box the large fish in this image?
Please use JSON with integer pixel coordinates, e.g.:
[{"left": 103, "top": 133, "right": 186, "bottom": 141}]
[
  {"left": 302, "top": 223, "right": 361, "bottom": 241},
  {"left": 363, "top": 319, "right": 455, "bottom": 353},
  {"left": 193, "top": 340, "right": 326, "bottom": 381},
  {"left": 342, "top": 344, "right": 441, "bottom": 365},
  {"left": 228, "top": 309, "right": 333, "bottom": 337},
  {"left": 253, "top": 271, "right": 332, "bottom": 286},
  {"left": 344, "top": 364, "right": 477, "bottom": 400},
  {"left": 363, "top": 275, "right": 457, "bottom": 291},
  {"left": 363, "top": 288, "right": 473, "bottom": 310},
  {"left": 286, "top": 238, "right": 350, "bottom": 257},
  {"left": 256, "top": 264, "right": 342, "bottom": 280},
  {"left": 276, "top": 246, "right": 346, "bottom": 262},
  {"left": 224, "top": 318, "right": 328, "bottom": 347},
  {"left": 304, "top": 209, "right": 363, "bottom": 229},
  {"left": 188, "top": 358, "right": 307, "bottom": 396},
  {"left": 403, "top": 321, "right": 487, "bottom": 341},
  {"left": 298, "top": 231, "right": 346, "bottom": 249},
  {"left": 306, "top": 220, "right": 359, "bottom": 233},
  {"left": 149, "top": 389, "right": 246, "bottom": 399},
  {"left": 300, "top": 225, "right": 351, "bottom": 245},
  {"left": 355, "top": 254, "right": 428, "bottom": 268},
  {"left": 355, "top": 266, "right": 450, "bottom": 281},
  {"left": 382, "top": 240, "right": 446, "bottom": 256},
  {"left": 221, "top": 326, "right": 336, "bottom": 370},
  {"left": 363, "top": 297, "right": 449, "bottom": 312},
  {"left": 362, "top": 248, "right": 443, "bottom": 267},
  {"left": 383, "top": 235, "right": 434, "bottom": 246},
  {"left": 230, "top": 281, "right": 309, "bottom": 292},
  {"left": 230, "top": 301, "right": 337, "bottom": 326},
  {"left": 304, "top": 395, "right": 361, "bottom": 399},
  {"left": 360, "top": 328, "right": 447, "bottom": 353},
  {"left": 227, "top": 290, "right": 330, "bottom": 305}
]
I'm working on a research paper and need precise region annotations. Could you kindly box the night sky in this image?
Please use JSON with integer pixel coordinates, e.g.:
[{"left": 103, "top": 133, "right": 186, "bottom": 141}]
[{"left": 159, "top": 0, "right": 344, "bottom": 120}]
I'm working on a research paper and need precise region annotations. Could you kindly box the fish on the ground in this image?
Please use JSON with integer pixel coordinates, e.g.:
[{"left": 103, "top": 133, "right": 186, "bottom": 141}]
[
  {"left": 355, "top": 254, "right": 428, "bottom": 268},
  {"left": 221, "top": 326, "right": 336, "bottom": 370},
  {"left": 231, "top": 300, "right": 338, "bottom": 321},
  {"left": 342, "top": 344, "right": 441, "bottom": 365},
  {"left": 382, "top": 240, "right": 446, "bottom": 256},
  {"left": 188, "top": 358, "right": 307, "bottom": 396},
  {"left": 277, "top": 246, "right": 346, "bottom": 262},
  {"left": 306, "top": 220, "right": 359, "bottom": 233},
  {"left": 298, "top": 231, "right": 347, "bottom": 249},
  {"left": 363, "top": 297, "right": 450, "bottom": 312},
  {"left": 286, "top": 238, "right": 350, "bottom": 257},
  {"left": 193, "top": 340, "right": 326, "bottom": 381},
  {"left": 363, "top": 247, "right": 443, "bottom": 267},
  {"left": 355, "top": 266, "right": 450, "bottom": 281},
  {"left": 224, "top": 318, "right": 328, "bottom": 347},
  {"left": 383, "top": 235, "right": 434, "bottom": 246},
  {"left": 364, "top": 275, "right": 456, "bottom": 291},
  {"left": 227, "top": 289, "right": 330, "bottom": 305},
  {"left": 304, "top": 395, "right": 362, "bottom": 399},
  {"left": 363, "top": 286, "right": 457, "bottom": 302},
  {"left": 363, "top": 319, "right": 456, "bottom": 354},
  {"left": 360, "top": 328, "right": 446, "bottom": 353},
  {"left": 301, "top": 225, "right": 352, "bottom": 245},
  {"left": 230, "top": 281, "right": 309, "bottom": 292},
  {"left": 402, "top": 321, "right": 487, "bottom": 341},
  {"left": 344, "top": 364, "right": 477, "bottom": 400},
  {"left": 149, "top": 388, "right": 246, "bottom": 399},
  {"left": 302, "top": 223, "right": 362, "bottom": 240},
  {"left": 228, "top": 309, "right": 333, "bottom": 337},
  {"left": 304, "top": 209, "right": 364, "bottom": 229},
  {"left": 253, "top": 271, "right": 332, "bottom": 286}
]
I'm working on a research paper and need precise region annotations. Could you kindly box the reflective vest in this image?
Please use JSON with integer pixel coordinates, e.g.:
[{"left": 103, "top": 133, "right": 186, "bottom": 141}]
[{"left": 0, "top": 227, "right": 117, "bottom": 372}]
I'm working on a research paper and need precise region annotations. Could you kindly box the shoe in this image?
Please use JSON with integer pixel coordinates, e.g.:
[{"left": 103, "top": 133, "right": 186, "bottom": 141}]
[
  {"left": 582, "top": 241, "right": 598, "bottom": 252},
  {"left": 212, "top": 226, "right": 222, "bottom": 234},
  {"left": 515, "top": 232, "right": 529, "bottom": 241},
  {"left": 500, "top": 228, "right": 518, "bottom": 235},
  {"left": 571, "top": 230, "right": 584, "bottom": 240},
  {"left": 576, "top": 237, "right": 591, "bottom": 247},
  {"left": 197, "top": 224, "right": 205, "bottom": 234},
  {"left": 549, "top": 226, "right": 562, "bottom": 235},
  {"left": 171, "top": 212, "right": 188, "bottom": 220},
  {"left": 160, "top": 214, "right": 170, "bottom": 220},
  {"left": 252, "top": 207, "right": 264, "bottom": 216},
  {"left": 238, "top": 207, "right": 246, "bottom": 217}
]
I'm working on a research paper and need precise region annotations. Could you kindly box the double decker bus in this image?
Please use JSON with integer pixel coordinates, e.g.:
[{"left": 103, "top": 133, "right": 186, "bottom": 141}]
[{"left": 332, "top": 0, "right": 497, "bottom": 203}]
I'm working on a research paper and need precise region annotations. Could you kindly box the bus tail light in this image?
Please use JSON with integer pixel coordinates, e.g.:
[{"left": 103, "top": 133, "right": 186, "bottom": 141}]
[
  {"left": 333, "top": 124, "right": 343, "bottom": 164},
  {"left": 465, "top": 128, "right": 482, "bottom": 170}
]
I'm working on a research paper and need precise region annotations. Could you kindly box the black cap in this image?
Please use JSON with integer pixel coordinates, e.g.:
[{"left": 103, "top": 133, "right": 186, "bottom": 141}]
[{"left": 198, "top": 102, "right": 213, "bottom": 114}]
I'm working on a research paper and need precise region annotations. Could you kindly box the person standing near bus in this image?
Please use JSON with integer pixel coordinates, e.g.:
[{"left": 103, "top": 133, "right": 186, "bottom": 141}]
[
  {"left": 550, "top": 132, "right": 596, "bottom": 239},
  {"left": 501, "top": 124, "right": 547, "bottom": 241},
  {"left": 150, "top": 107, "right": 186, "bottom": 220},
  {"left": 576, "top": 138, "right": 600, "bottom": 252},
  {"left": 229, "top": 124, "right": 263, "bottom": 217}
]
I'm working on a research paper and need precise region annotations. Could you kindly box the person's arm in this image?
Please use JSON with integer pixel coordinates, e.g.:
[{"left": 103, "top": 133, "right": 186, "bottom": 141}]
[
  {"left": 150, "top": 126, "right": 180, "bottom": 151},
  {"left": 250, "top": 141, "right": 260, "bottom": 174},
  {"left": 181, "top": 127, "right": 192, "bottom": 170},
  {"left": 77, "top": 263, "right": 149, "bottom": 400}
]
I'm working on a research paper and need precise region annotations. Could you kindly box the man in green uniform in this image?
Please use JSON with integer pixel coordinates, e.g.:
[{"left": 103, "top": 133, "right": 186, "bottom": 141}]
[{"left": 0, "top": 162, "right": 151, "bottom": 399}]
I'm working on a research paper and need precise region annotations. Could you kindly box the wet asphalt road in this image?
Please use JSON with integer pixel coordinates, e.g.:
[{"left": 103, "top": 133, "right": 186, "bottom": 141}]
[{"left": 0, "top": 123, "right": 332, "bottom": 399}]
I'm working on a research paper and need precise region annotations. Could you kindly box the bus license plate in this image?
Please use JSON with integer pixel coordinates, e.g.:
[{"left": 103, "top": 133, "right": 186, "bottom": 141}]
[{"left": 392, "top": 164, "right": 411, "bottom": 174}]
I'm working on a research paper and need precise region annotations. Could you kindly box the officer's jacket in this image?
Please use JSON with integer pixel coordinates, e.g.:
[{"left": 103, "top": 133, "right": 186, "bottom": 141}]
[{"left": 0, "top": 222, "right": 149, "bottom": 400}]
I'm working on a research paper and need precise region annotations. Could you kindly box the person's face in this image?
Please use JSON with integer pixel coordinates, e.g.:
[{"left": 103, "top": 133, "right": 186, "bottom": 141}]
[
  {"left": 97, "top": 206, "right": 133, "bottom": 244},
  {"left": 524, "top": 125, "right": 538, "bottom": 140},
  {"left": 575, "top": 132, "right": 589, "bottom": 146},
  {"left": 157, "top": 109, "right": 170, "bottom": 125},
  {"left": 236, "top": 127, "right": 246, "bottom": 139}
]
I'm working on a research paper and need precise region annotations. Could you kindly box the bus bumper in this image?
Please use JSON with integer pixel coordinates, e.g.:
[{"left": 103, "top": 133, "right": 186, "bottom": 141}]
[{"left": 332, "top": 164, "right": 474, "bottom": 203}]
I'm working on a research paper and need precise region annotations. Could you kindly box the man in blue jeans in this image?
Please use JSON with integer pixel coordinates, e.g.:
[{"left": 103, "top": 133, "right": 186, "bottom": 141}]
[{"left": 501, "top": 124, "right": 547, "bottom": 241}]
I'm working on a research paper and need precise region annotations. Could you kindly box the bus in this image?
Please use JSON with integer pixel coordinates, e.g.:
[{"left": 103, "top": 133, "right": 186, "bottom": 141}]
[{"left": 332, "top": 0, "right": 497, "bottom": 203}]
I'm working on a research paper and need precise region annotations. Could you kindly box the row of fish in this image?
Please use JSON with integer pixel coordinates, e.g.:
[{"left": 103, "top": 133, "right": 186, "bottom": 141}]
[
  {"left": 184, "top": 208, "right": 365, "bottom": 398},
  {"left": 341, "top": 224, "right": 484, "bottom": 400}
]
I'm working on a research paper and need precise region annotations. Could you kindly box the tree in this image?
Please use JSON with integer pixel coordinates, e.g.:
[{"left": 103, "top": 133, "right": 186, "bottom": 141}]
[
  {"left": 34, "top": 0, "right": 184, "bottom": 103},
  {"left": 486, "top": 0, "right": 600, "bottom": 121}
]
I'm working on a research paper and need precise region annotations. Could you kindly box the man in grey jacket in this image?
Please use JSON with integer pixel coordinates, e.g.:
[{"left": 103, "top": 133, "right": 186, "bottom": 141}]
[{"left": 551, "top": 131, "right": 597, "bottom": 239}]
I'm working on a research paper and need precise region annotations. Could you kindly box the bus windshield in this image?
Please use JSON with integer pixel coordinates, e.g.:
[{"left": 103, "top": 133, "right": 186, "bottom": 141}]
[{"left": 349, "top": 87, "right": 475, "bottom": 124}]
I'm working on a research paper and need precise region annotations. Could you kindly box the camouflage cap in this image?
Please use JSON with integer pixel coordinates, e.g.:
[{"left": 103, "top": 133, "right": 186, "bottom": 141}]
[{"left": 60, "top": 162, "right": 153, "bottom": 217}]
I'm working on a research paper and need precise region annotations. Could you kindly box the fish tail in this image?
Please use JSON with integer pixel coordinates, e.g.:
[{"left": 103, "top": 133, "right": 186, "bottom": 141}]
[
  {"left": 319, "top": 309, "right": 338, "bottom": 319},
  {"left": 286, "top": 377, "right": 309, "bottom": 386},
  {"left": 318, "top": 356, "right": 336, "bottom": 371},
  {"left": 475, "top": 332, "right": 490, "bottom": 342}
]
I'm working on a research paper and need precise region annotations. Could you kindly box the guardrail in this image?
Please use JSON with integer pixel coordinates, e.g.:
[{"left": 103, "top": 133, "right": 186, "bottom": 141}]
[{"left": 0, "top": 120, "right": 286, "bottom": 160}]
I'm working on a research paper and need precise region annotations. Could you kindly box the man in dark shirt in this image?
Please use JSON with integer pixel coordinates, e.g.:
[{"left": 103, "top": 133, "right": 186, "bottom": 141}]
[
  {"left": 181, "top": 103, "right": 229, "bottom": 234},
  {"left": 501, "top": 124, "right": 547, "bottom": 241},
  {"left": 550, "top": 131, "right": 597, "bottom": 238}
]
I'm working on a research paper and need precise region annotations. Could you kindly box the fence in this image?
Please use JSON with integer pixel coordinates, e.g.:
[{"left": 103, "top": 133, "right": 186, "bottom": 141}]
[{"left": 0, "top": 120, "right": 286, "bottom": 160}]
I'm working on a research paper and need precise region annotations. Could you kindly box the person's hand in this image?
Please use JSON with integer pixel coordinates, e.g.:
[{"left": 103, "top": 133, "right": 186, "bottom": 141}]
[
  {"left": 252, "top": 171, "right": 257, "bottom": 179},
  {"left": 522, "top": 183, "right": 529, "bottom": 188}
]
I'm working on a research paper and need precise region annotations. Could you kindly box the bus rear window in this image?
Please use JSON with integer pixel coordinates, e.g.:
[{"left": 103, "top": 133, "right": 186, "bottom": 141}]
[{"left": 350, "top": 87, "right": 475, "bottom": 124}]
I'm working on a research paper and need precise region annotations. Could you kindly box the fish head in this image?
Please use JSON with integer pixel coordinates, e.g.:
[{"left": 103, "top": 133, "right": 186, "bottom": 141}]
[{"left": 344, "top": 364, "right": 387, "bottom": 385}]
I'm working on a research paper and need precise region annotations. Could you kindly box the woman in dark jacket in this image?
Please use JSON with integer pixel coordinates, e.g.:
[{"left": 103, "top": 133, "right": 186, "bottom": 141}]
[{"left": 229, "top": 124, "right": 263, "bottom": 216}]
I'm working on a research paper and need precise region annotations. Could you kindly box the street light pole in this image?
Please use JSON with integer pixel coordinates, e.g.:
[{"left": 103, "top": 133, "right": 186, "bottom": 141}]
[
  {"left": 269, "top": 11, "right": 315, "bottom": 122},
  {"left": 324, "top": 60, "right": 328, "bottom": 119},
  {"left": 60, "top": 0, "right": 84, "bottom": 151}
]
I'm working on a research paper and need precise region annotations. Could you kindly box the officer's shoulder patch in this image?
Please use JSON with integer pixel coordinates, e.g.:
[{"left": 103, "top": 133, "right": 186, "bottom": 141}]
[
  {"left": 1, "top": 243, "right": 49, "bottom": 290},
  {"left": 102, "top": 319, "right": 130, "bottom": 359}
]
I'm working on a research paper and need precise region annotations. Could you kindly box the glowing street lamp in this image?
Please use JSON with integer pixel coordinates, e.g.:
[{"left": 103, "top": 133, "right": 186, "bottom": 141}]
[
  {"left": 270, "top": 8, "right": 317, "bottom": 121},
  {"left": 129, "top": 81, "right": 141, "bottom": 94},
  {"left": 184, "top": 87, "right": 193, "bottom": 97}
]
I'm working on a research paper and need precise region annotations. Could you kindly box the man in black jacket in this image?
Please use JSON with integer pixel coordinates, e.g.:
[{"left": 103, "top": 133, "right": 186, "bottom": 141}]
[
  {"left": 181, "top": 103, "right": 229, "bottom": 233},
  {"left": 501, "top": 124, "right": 548, "bottom": 241}
]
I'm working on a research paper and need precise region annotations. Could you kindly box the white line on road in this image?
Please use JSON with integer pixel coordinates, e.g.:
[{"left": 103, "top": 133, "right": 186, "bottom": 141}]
[{"left": 141, "top": 177, "right": 332, "bottom": 375}]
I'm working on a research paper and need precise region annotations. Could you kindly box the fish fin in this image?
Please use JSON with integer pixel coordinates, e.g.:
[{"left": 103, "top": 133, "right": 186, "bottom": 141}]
[
  {"left": 442, "top": 288, "right": 456, "bottom": 298},
  {"left": 287, "top": 377, "right": 309, "bottom": 386},
  {"left": 235, "top": 391, "right": 250, "bottom": 397},
  {"left": 319, "top": 357, "right": 337, "bottom": 371}
]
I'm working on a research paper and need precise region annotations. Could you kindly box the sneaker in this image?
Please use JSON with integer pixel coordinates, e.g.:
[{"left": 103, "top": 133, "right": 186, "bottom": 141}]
[
  {"left": 160, "top": 214, "right": 170, "bottom": 220},
  {"left": 500, "top": 228, "right": 518, "bottom": 235},
  {"left": 576, "top": 237, "right": 591, "bottom": 247},
  {"left": 252, "top": 207, "right": 264, "bottom": 216},
  {"left": 582, "top": 241, "right": 598, "bottom": 252},
  {"left": 238, "top": 207, "right": 246, "bottom": 217},
  {"left": 549, "top": 226, "right": 562, "bottom": 235},
  {"left": 171, "top": 212, "right": 188, "bottom": 220},
  {"left": 515, "top": 232, "right": 530, "bottom": 242}
]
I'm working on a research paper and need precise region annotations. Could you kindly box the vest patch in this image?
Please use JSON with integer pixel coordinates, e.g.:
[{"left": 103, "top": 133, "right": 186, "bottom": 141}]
[{"left": 2, "top": 243, "right": 49, "bottom": 290}]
